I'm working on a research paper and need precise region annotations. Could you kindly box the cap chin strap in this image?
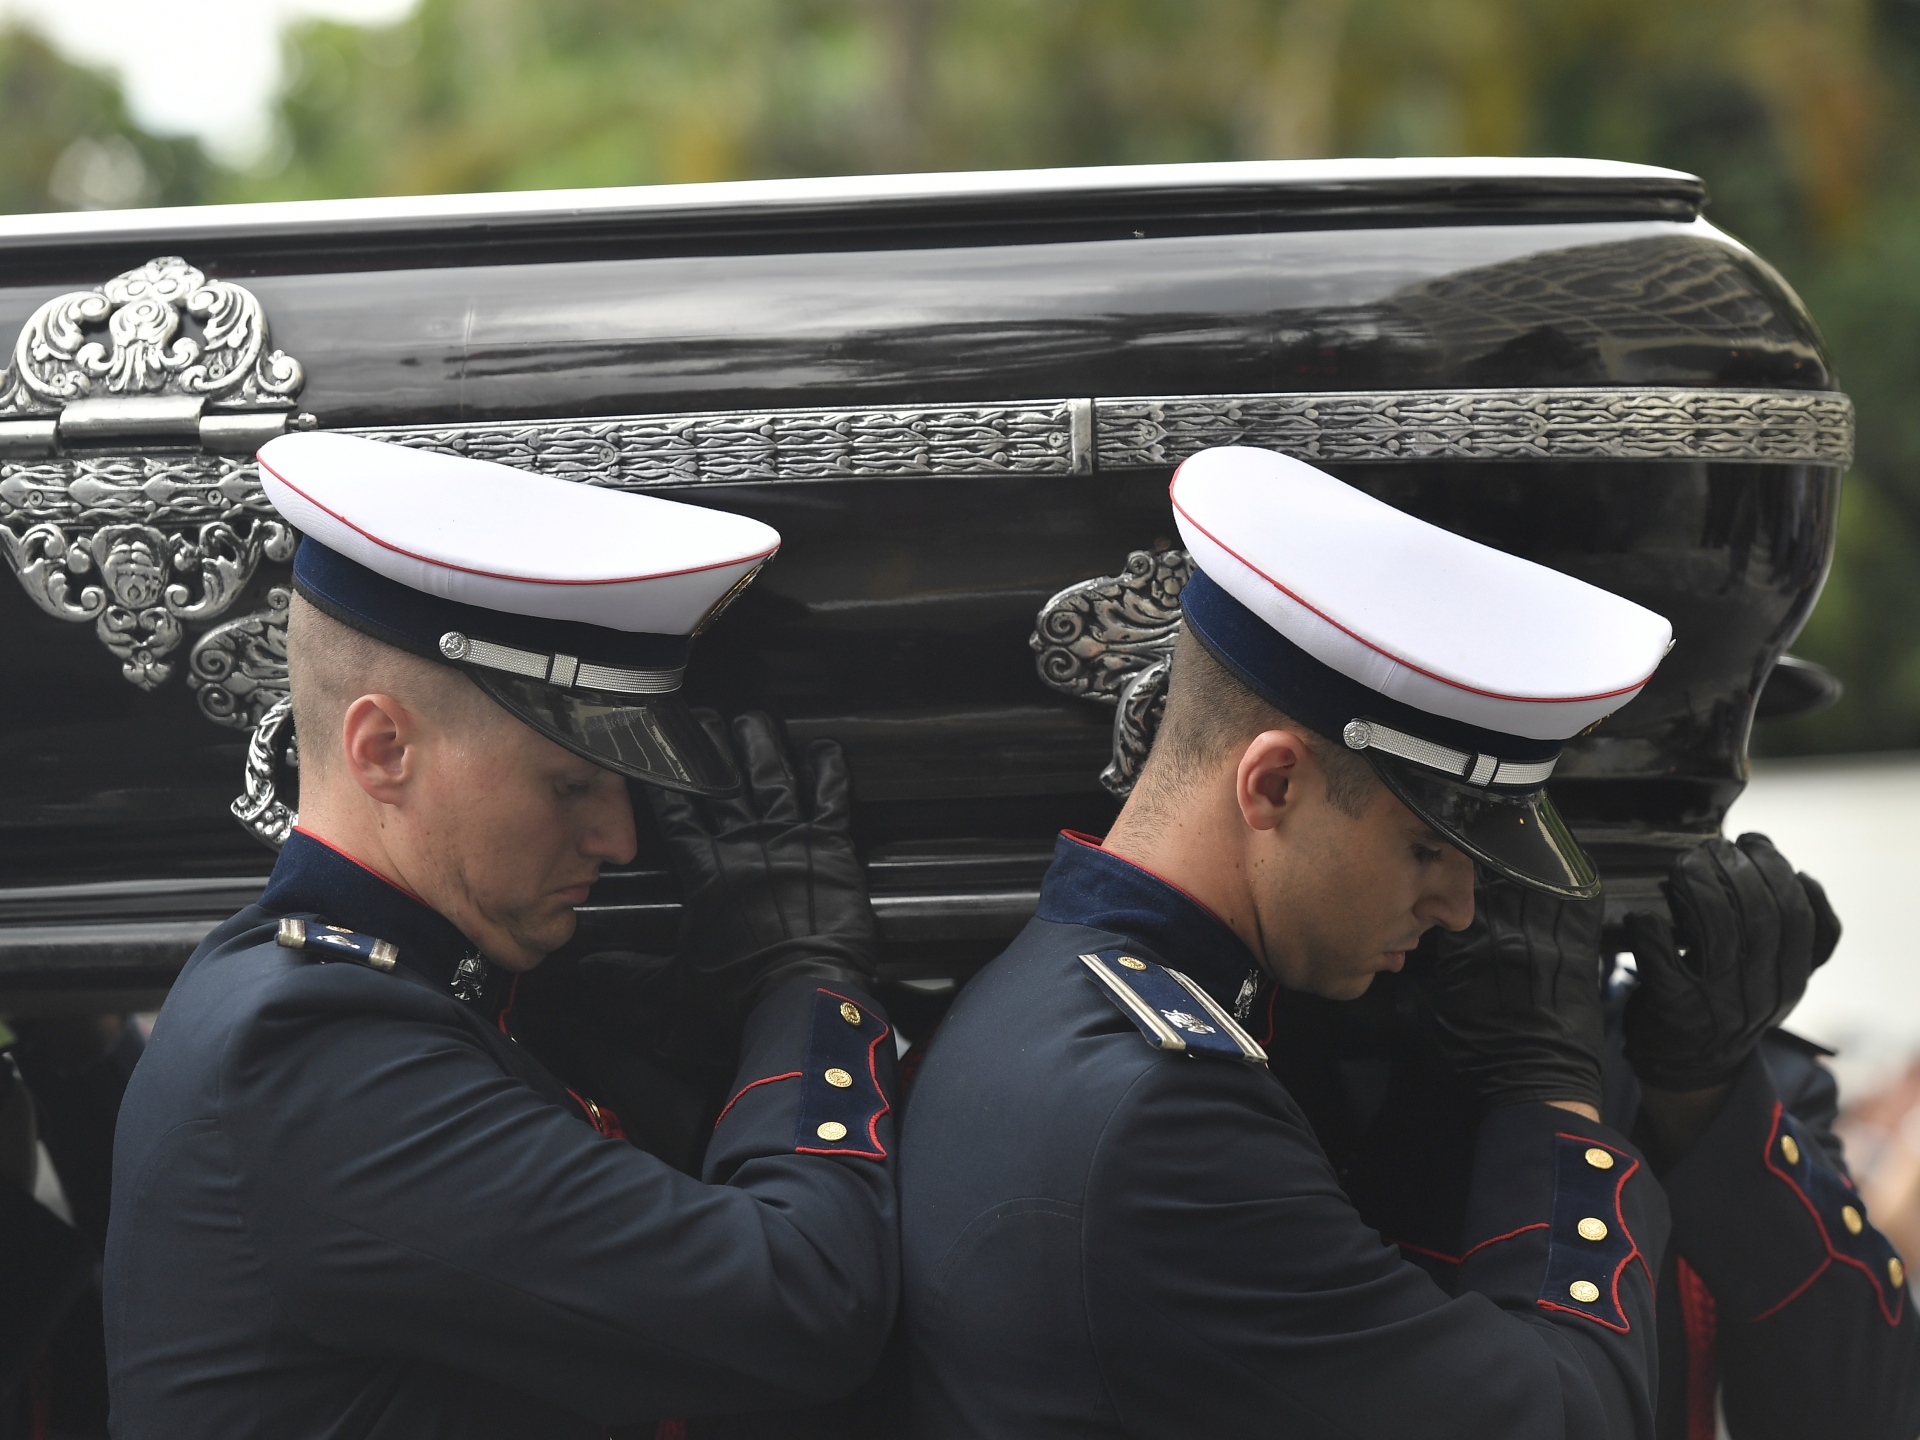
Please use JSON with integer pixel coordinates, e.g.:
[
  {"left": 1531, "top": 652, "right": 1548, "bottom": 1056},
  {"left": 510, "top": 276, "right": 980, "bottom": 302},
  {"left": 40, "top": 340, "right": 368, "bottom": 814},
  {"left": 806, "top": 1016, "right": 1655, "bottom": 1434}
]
[
  {"left": 437, "top": 631, "right": 684, "bottom": 696},
  {"left": 1342, "top": 718, "right": 1557, "bottom": 789}
]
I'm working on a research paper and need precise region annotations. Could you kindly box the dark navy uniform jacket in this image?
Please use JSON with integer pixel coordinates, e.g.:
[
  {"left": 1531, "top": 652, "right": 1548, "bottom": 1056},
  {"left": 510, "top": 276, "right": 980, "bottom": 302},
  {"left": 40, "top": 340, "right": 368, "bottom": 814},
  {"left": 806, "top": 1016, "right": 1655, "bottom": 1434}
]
[
  {"left": 105, "top": 830, "right": 899, "bottom": 1440},
  {"left": 1252, "top": 961, "right": 1920, "bottom": 1438},
  {"left": 901, "top": 833, "right": 1672, "bottom": 1438}
]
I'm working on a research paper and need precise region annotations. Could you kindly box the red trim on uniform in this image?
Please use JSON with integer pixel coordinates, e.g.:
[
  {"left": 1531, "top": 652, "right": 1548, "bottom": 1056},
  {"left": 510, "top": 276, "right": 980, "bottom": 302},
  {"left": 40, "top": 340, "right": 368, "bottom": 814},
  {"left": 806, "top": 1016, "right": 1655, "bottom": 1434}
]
[
  {"left": 713, "top": 1072, "right": 801, "bottom": 1128},
  {"left": 1257, "top": 979, "right": 1280, "bottom": 1048},
  {"left": 1466, "top": 1221, "right": 1551, "bottom": 1261},
  {"left": 496, "top": 973, "right": 518, "bottom": 1037},
  {"left": 1676, "top": 1257, "right": 1720, "bottom": 1440},
  {"left": 1757, "top": 1101, "right": 1905, "bottom": 1326},
  {"left": 1394, "top": 1221, "right": 1551, "bottom": 1269},
  {"left": 262, "top": 455, "right": 780, "bottom": 587},
  {"left": 291, "top": 825, "right": 429, "bottom": 905},
  {"left": 1168, "top": 477, "right": 1657, "bottom": 706},
  {"left": 794, "top": 987, "right": 893, "bottom": 1160},
  {"left": 1535, "top": 1135, "right": 1647, "bottom": 1333},
  {"left": 653, "top": 1421, "right": 687, "bottom": 1440},
  {"left": 1537, "top": 1296, "right": 1633, "bottom": 1332},
  {"left": 1749, "top": 1258, "right": 1831, "bottom": 1322},
  {"left": 1059, "top": 830, "right": 1236, "bottom": 931}
]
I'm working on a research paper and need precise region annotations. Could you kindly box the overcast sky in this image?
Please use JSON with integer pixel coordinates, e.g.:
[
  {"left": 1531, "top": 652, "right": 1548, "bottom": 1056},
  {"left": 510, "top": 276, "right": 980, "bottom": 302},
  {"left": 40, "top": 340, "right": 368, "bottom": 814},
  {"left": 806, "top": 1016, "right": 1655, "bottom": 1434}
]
[{"left": 0, "top": 0, "right": 413, "bottom": 162}]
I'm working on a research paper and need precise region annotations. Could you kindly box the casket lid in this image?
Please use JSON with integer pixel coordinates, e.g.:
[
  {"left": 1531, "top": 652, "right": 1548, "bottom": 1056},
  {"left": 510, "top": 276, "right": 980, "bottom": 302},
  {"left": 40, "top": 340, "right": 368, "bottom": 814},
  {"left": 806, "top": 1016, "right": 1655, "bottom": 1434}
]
[{"left": 0, "top": 158, "right": 1706, "bottom": 264}]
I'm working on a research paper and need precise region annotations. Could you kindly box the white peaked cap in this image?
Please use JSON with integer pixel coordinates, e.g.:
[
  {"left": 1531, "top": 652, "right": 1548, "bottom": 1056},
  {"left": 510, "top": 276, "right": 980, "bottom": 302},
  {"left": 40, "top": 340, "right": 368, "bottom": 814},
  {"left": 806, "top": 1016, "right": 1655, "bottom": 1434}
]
[
  {"left": 257, "top": 431, "right": 780, "bottom": 635},
  {"left": 1170, "top": 447, "right": 1672, "bottom": 742}
]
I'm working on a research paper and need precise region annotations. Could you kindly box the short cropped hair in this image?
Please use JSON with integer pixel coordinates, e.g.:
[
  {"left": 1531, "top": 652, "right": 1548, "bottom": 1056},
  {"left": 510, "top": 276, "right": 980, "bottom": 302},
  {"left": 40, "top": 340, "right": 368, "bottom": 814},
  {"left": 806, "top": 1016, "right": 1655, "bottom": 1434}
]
[
  {"left": 1139, "top": 628, "right": 1379, "bottom": 819},
  {"left": 285, "top": 593, "right": 495, "bottom": 776}
]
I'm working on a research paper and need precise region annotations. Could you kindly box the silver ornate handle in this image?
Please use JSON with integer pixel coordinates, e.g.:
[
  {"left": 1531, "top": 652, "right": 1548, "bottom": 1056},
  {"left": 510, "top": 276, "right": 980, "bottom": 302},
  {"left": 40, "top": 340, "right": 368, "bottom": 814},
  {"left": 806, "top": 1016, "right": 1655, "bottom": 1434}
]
[{"left": 231, "top": 692, "right": 297, "bottom": 850}]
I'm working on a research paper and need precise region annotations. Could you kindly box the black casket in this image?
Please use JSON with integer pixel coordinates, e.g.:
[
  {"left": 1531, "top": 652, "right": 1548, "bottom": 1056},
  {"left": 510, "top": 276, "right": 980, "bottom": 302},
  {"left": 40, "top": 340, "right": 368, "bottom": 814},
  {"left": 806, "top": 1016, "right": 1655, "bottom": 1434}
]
[{"left": 0, "top": 159, "right": 1846, "bottom": 1024}]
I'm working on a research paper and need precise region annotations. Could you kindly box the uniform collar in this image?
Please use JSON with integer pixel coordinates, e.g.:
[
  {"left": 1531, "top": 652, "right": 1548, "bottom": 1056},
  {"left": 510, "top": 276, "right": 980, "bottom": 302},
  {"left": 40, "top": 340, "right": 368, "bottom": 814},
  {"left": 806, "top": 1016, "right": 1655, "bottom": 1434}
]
[
  {"left": 260, "top": 828, "right": 482, "bottom": 1000},
  {"left": 1035, "top": 831, "right": 1263, "bottom": 1011}
]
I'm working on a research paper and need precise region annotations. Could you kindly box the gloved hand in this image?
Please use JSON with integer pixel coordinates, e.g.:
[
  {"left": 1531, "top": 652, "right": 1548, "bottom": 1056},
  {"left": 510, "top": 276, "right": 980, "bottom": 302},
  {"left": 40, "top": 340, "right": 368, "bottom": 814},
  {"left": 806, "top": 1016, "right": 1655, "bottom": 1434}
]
[
  {"left": 644, "top": 712, "right": 878, "bottom": 1018},
  {"left": 1622, "top": 833, "right": 1839, "bottom": 1093},
  {"left": 1412, "top": 873, "right": 1607, "bottom": 1112}
]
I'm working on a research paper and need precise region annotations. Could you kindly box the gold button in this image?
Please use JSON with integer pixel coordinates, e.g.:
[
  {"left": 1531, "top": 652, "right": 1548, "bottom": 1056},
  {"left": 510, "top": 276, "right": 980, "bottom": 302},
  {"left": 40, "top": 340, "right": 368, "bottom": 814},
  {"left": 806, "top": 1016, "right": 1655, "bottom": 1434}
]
[
  {"left": 1118, "top": 956, "right": 1148, "bottom": 971},
  {"left": 1780, "top": 1134, "right": 1801, "bottom": 1166},
  {"left": 839, "top": 1001, "right": 862, "bottom": 1026},
  {"left": 1842, "top": 1205, "right": 1864, "bottom": 1236},
  {"left": 1891, "top": 1257, "right": 1906, "bottom": 1288},
  {"left": 1569, "top": 1280, "right": 1601, "bottom": 1304},
  {"left": 1584, "top": 1147, "right": 1614, "bottom": 1171},
  {"left": 815, "top": 1121, "right": 848, "bottom": 1142},
  {"left": 824, "top": 1067, "right": 853, "bottom": 1089},
  {"left": 1577, "top": 1217, "right": 1609, "bottom": 1242}
]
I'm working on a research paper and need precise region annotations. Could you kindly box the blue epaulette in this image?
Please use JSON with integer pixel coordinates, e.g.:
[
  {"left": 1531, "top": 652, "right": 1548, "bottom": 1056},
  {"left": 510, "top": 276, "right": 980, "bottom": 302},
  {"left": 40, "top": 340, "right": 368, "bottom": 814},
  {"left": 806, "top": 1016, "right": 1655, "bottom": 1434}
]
[
  {"left": 277, "top": 917, "right": 399, "bottom": 972},
  {"left": 1080, "top": 950, "right": 1267, "bottom": 1066}
]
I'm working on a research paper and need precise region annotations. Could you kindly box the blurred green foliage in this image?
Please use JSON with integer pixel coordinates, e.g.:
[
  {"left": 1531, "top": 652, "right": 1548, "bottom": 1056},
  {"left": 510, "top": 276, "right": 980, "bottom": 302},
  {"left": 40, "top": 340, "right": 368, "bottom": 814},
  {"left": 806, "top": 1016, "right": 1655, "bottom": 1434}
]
[
  {"left": 2, "top": 0, "right": 1918, "bottom": 752},
  {"left": 0, "top": 25, "right": 211, "bottom": 212}
]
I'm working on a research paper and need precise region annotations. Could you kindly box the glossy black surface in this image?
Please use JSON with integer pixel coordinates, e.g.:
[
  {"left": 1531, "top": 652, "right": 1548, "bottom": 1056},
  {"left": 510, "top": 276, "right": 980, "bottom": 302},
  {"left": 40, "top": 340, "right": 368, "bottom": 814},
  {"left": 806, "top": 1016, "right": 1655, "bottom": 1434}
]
[
  {"left": 0, "top": 176, "right": 1841, "bottom": 1004},
  {"left": 0, "top": 163, "right": 1709, "bottom": 277},
  {"left": 0, "top": 221, "right": 1830, "bottom": 426}
]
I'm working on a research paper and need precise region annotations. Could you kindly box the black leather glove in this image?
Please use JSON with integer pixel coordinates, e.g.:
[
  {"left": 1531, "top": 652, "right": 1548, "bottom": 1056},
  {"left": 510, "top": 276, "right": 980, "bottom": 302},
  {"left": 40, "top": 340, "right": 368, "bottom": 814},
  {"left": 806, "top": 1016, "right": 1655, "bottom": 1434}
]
[
  {"left": 644, "top": 712, "right": 878, "bottom": 1018},
  {"left": 1622, "top": 832, "right": 1840, "bottom": 1093},
  {"left": 1412, "top": 874, "right": 1607, "bottom": 1112}
]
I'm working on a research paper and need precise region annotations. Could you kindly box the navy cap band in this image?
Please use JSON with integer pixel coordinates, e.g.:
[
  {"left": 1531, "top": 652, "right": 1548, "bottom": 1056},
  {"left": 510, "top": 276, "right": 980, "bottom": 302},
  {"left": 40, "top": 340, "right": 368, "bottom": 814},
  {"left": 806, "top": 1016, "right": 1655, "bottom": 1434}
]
[
  {"left": 1179, "top": 567, "right": 1560, "bottom": 770},
  {"left": 293, "top": 538, "right": 691, "bottom": 676}
]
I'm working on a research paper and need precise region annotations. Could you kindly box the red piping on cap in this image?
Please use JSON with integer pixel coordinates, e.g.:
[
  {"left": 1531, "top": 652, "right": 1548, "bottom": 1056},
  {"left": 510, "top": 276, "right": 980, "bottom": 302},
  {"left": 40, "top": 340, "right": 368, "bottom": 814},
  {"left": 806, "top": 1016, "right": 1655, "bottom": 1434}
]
[
  {"left": 1169, "top": 473, "right": 1657, "bottom": 706},
  {"left": 261, "top": 455, "right": 780, "bottom": 587}
]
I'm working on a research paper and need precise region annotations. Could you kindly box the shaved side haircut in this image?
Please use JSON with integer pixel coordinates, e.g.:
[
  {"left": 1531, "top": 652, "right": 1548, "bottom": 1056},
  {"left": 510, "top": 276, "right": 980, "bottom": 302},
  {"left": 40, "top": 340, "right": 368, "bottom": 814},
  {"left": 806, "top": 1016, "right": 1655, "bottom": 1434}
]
[
  {"left": 1132, "top": 627, "right": 1379, "bottom": 821},
  {"left": 285, "top": 593, "right": 499, "bottom": 777}
]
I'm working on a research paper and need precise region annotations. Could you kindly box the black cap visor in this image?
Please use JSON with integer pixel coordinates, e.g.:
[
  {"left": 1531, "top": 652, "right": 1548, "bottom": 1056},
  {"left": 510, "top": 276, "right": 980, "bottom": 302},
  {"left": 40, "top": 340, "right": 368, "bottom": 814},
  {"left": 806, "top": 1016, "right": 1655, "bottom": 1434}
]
[
  {"left": 1366, "top": 753, "right": 1599, "bottom": 899},
  {"left": 472, "top": 672, "right": 742, "bottom": 797}
]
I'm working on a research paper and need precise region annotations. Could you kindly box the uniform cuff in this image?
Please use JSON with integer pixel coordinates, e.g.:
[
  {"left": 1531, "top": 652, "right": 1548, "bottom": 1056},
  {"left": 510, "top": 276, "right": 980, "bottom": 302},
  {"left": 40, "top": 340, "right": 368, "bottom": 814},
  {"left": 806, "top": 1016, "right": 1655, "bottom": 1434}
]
[
  {"left": 704, "top": 978, "right": 896, "bottom": 1181},
  {"left": 1663, "top": 1051, "right": 1907, "bottom": 1326},
  {"left": 1458, "top": 1103, "right": 1667, "bottom": 1335}
]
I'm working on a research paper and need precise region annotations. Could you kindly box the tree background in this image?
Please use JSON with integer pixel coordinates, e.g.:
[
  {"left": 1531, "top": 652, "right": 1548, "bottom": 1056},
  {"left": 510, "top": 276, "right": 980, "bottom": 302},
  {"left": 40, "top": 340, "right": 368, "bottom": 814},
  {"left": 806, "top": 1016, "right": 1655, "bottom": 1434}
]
[{"left": 3, "top": 0, "right": 1917, "bottom": 756}]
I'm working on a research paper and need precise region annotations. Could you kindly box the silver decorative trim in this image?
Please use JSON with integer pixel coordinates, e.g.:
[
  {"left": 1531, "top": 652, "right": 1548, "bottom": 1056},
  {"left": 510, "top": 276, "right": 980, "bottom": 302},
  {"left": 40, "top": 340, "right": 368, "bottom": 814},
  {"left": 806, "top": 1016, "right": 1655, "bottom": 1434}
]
[
  {"left": 1164, "top": 967, "right": 1269, "bottom": 1066},
  {"left": 454, "top": 632, "right": 685, "bottom": 695},
  {"left": 0, "top": 256, "right": 302, "bottom": 420},
  {"left": 1080, "top": 952, "right": 1189, "bottom": 1052},
  {"left": 465, "top": 636, "right": 549, "bottom": 681},
  {"left": 352, "top": 387, "right": 1852, "bottom": 489},
  {"left": 0, "top": 257, "right": 305, "bottom": 688},
  {"left": 1342, "top": 716, "right": 1558, "bottom": 788},
  {"left": 187, "top": 585, "right": 291, "bottom": 729},
  {"left": 1098, "top": 387, "right": 1853, "bottom": 469},
  {"left": 575, "top": 660, "right": 683, "bottom": 695},
  {"left": 232, "top": 692, "right": 297, "bottom": 850},
  {"left": 1031, "top": 548, "right": 1194, "bottom": 796},
  {"left": 1068, "top": 398, "right": 1094, "bottom": 476},
  {"left": 0, "top": 465, "right": 296, "bottom": 688},
  {"left": 358, "top": 400, "right": 1081, "bottom": 485}
]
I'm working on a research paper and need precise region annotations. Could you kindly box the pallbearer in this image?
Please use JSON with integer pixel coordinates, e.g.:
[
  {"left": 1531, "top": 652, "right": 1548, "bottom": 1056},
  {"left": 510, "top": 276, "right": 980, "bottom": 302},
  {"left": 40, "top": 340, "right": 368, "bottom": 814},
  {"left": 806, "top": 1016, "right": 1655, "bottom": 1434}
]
[
  {"left": 107, "top": 434, "right": 896, "bottom": 1439},
  {"left": 900, "top": 445, "right": 1679, "bottom": 1437}
]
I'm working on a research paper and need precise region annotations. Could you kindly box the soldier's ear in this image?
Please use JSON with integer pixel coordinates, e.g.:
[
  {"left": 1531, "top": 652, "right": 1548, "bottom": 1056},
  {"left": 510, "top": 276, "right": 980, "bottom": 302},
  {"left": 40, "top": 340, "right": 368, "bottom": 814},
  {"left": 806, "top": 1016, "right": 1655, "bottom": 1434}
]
[
  {"left": 1234, "top": 728, "right": 1313, "bottom": 835},
  {"left": 340, "top": 693, "right": 416, "bottom": 804}
]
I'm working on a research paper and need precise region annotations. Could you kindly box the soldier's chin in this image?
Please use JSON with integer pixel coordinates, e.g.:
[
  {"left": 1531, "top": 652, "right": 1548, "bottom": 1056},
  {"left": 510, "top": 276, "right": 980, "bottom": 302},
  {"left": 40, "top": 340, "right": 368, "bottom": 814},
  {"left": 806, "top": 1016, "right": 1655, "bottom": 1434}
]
[
  {"left": 509, "top": 906, "right": 581, "bottom": 967},
  {"left": 1317, "top": 967, "right": 1383, "bottom": 1002}
]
